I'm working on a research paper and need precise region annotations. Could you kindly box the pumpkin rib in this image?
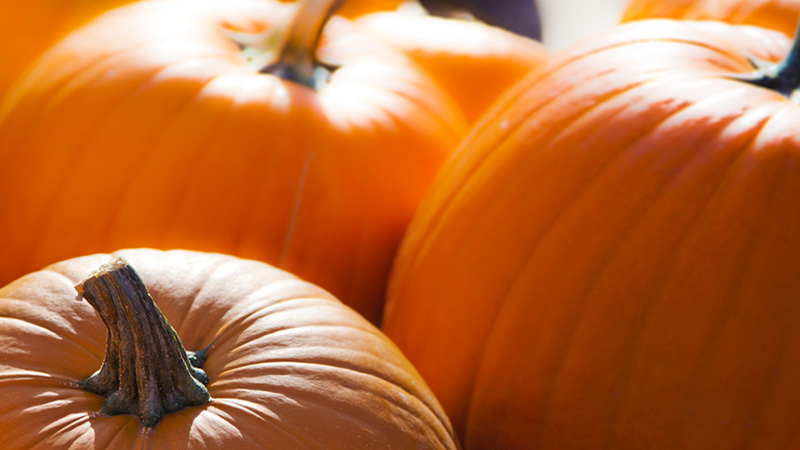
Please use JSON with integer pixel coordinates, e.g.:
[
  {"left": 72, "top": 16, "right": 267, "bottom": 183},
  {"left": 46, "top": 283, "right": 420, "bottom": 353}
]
[
  {"left": 160, "top": 254, "right": 251, "bottom": 336},
  {"left": 34, "top": 58, "right": 224, "bottom": 257},
  {"left": 389, "top": 70, "right": 645, "bottom": 303},
  {"left": 458, "top": 80, "right": 736, "bottom": 440},
  {"left": 0, "top": 316, "right": 102, "bottom": 370},
  {"left": 405, "top": 77, "right": 659, "bottom": 429},
  {"left": 211, "top": 362, "right": 453, "bottom": 448},
  {"left": 667, "top": 117, "right": 797, "bottom": 449},
  {"left": 105, "top": 60, "right": 236, "bottom": 238},
  {"left": 197, "top": 297, "right": 347, "bottom": 354},
  {"left": 596, "top": 113, "right": 772, "bottom": 449},
  {"left": 214, "top": 354, "right": 425, "bottom": 397},
  {"left": 594, "top": 108, "right": 785, "bottom": 448},
  {"left": 3, "top": 56, "right": 207, "bottom": 271},
  {"left": 117, "top": 88, "right": 257, "bottom": 256},
  {"left": 103, "top": 417, "right": 140, "bottom": 449},
  {"left": 214, "top": 328, "right": 420, "bottom": 389},
  {"left": 203, "top": 404, "right": 291, "bottom": 449},
  {"left": 207, "top": 398, "right": 316, "bottom": 448},
  {"left": 390, "top": 34, "right": 754, "bottom": 300},
  {"left": 28, "top": 413, "right": 90, "bottom": 450}
]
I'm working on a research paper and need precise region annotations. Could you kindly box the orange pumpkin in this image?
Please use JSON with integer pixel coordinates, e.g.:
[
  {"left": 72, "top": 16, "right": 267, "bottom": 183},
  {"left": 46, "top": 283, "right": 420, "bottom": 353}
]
[
  {"left": 0, "top": 0, "right": 408, "bottom": 110},
  {"left": 382, "top": 19, "right": 800, "bottom": 448},
  {"left": 0, "top": 0, "right": 467, "bottom": 324},
  {"left": 0, "top": 248, "right": 460, "bottom": 448},
  {"left": 621, "top": 0, "right": 800, "bottom": 37},
  {"left": 354, "top": 9, "right": 550, "bottom": 124}
]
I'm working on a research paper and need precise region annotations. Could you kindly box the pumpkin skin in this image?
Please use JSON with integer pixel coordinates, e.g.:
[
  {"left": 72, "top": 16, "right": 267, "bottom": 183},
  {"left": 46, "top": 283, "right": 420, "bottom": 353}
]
[
  {"left": 0, "top": 0, "right": 134, "bottom": 102},
  {"left": 0, "top": 0, "right": 467, "bottom": 325},
  {"left": 354, "top": 9, "right": 550, "bottom": 124},
  {"left": 621, "top": 0, "right": 800, "bottom": 37},
  {"left": 382, "top": 19, "right": 800, "bottom": 449},
  {"left": 0, "top": 248, "right": 460, "bottom": 449}
]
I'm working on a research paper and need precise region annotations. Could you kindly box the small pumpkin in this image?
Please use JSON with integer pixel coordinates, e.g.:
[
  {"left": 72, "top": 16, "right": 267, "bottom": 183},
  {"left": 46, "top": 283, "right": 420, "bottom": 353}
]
[
  {"left": 0, "top": 248, "right": 460, "bottom": 449},
  {"left": 382, "top": 18, "right": 800, "bottom": 448},
  {"left": 0, "top": 0, "right": 467, "bottom": 324},
  {"left": 621, "top": 0, "right": 800, "bottom": 37},
  {"left": 354, "top": 7, "right": 550, "bottom": 124}
]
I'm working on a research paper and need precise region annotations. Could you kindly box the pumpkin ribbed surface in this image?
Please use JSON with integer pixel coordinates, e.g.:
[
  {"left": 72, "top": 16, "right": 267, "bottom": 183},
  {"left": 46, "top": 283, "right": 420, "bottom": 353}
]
[
  {"left": 0, "top": 248, "right": 460, "bottom": 449},
  {"left": 382, "top": 19, "right": 800, "bottom": 448}
]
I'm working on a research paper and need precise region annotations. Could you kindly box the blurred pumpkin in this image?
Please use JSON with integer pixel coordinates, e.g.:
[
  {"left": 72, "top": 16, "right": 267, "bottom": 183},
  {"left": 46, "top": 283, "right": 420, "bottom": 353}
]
[
  {"left": 382, "top": 18, "right": 800, "bottom": 449},
  {"left": 0, "top": 248, "right": 460, "bottom": 449},
  {"left": 621, "top": 0, "right": 800, "bottom": 37},
  {"left": 0, "top": 0, "right": 467, "bottom": 325},
  {"left": 354, "top": 7, "right": 549, "bottom": 124}
]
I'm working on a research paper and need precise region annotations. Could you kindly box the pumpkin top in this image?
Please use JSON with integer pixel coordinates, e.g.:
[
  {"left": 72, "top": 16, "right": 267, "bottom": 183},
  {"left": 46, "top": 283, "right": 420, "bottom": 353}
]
[{"left": 0, "top": 248, "right": 460, "bottom": 448}]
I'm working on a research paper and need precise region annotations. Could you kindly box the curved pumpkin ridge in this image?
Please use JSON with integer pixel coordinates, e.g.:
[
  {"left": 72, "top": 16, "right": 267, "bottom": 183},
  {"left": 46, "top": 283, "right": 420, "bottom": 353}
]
[
  {"left": 459, "top": 28, "right": 797, "bottom": 449},
  {"left": 385, "top": 19, "right": 782, "bottom": 305},
  {"left": 459, "top": 78, "right": 740, "bottom": 437},
  {"left": 594, "top": 102, "right": 785, "bottom": 447},
  {"left": 468, "top": 88, "right": 780, "bottom": 447}
]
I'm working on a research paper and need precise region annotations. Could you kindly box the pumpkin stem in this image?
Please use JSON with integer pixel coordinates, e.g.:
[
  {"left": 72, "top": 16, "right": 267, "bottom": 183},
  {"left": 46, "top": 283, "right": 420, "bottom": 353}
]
[
  {"left": 75, "top": 258, "right": 211, "bottom": 428},
  {"left": 233, "top": 0, "right": 344, "bottom": 89},
  {"left": 731, "top": 21, "right": 800, "bottom": 100}
]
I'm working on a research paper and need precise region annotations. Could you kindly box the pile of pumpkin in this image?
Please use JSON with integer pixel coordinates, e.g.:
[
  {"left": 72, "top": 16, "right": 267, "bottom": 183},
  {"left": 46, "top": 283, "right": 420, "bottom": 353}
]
[{"left": 2, "top": 0, "right": 800, "bottom": 448}]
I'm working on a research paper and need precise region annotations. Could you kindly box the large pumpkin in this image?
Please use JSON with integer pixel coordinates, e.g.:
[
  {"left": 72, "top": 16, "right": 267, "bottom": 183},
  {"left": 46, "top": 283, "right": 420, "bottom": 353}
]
[
  {"left": 0, "top": 0, "right": 467, "bottom": 324},
  {"left": 382, "top": 19, "right": 800, "bottom": 448},
  {"left": 621, "top": 0, "right": 800, "bottom": 37},
  {"left": 354, "top": 8, "right": 549, "bottom": 124},
  {"left": 0, "top": 248, "right": 460, "bottom": 448}
]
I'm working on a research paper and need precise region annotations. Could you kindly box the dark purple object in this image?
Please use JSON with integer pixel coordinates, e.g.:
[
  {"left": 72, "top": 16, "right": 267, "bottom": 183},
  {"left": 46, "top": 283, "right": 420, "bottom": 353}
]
[{"left": 420, "top": 0, "right": 542, "bottom": 40}]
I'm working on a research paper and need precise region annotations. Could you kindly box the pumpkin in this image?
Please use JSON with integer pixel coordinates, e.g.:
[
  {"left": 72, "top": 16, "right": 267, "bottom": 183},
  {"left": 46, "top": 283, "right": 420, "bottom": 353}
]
[
  {"left": 0, "top": 0, "right": 467, "bottom": 325},
  {"left": 0, "top": 248, "right": 460, "bottom": 448},
  {"left": 354, "top": 8, "right": 550, "bottom": 124},
  {"left": 621, "top": 0, "right": 800, "bottom": 37},
  {"left": 0, "top": 0, "right": 406, "bottom": 101},
  {"left": 382, "top": 18, "right": 800, "bottom": 448}
]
